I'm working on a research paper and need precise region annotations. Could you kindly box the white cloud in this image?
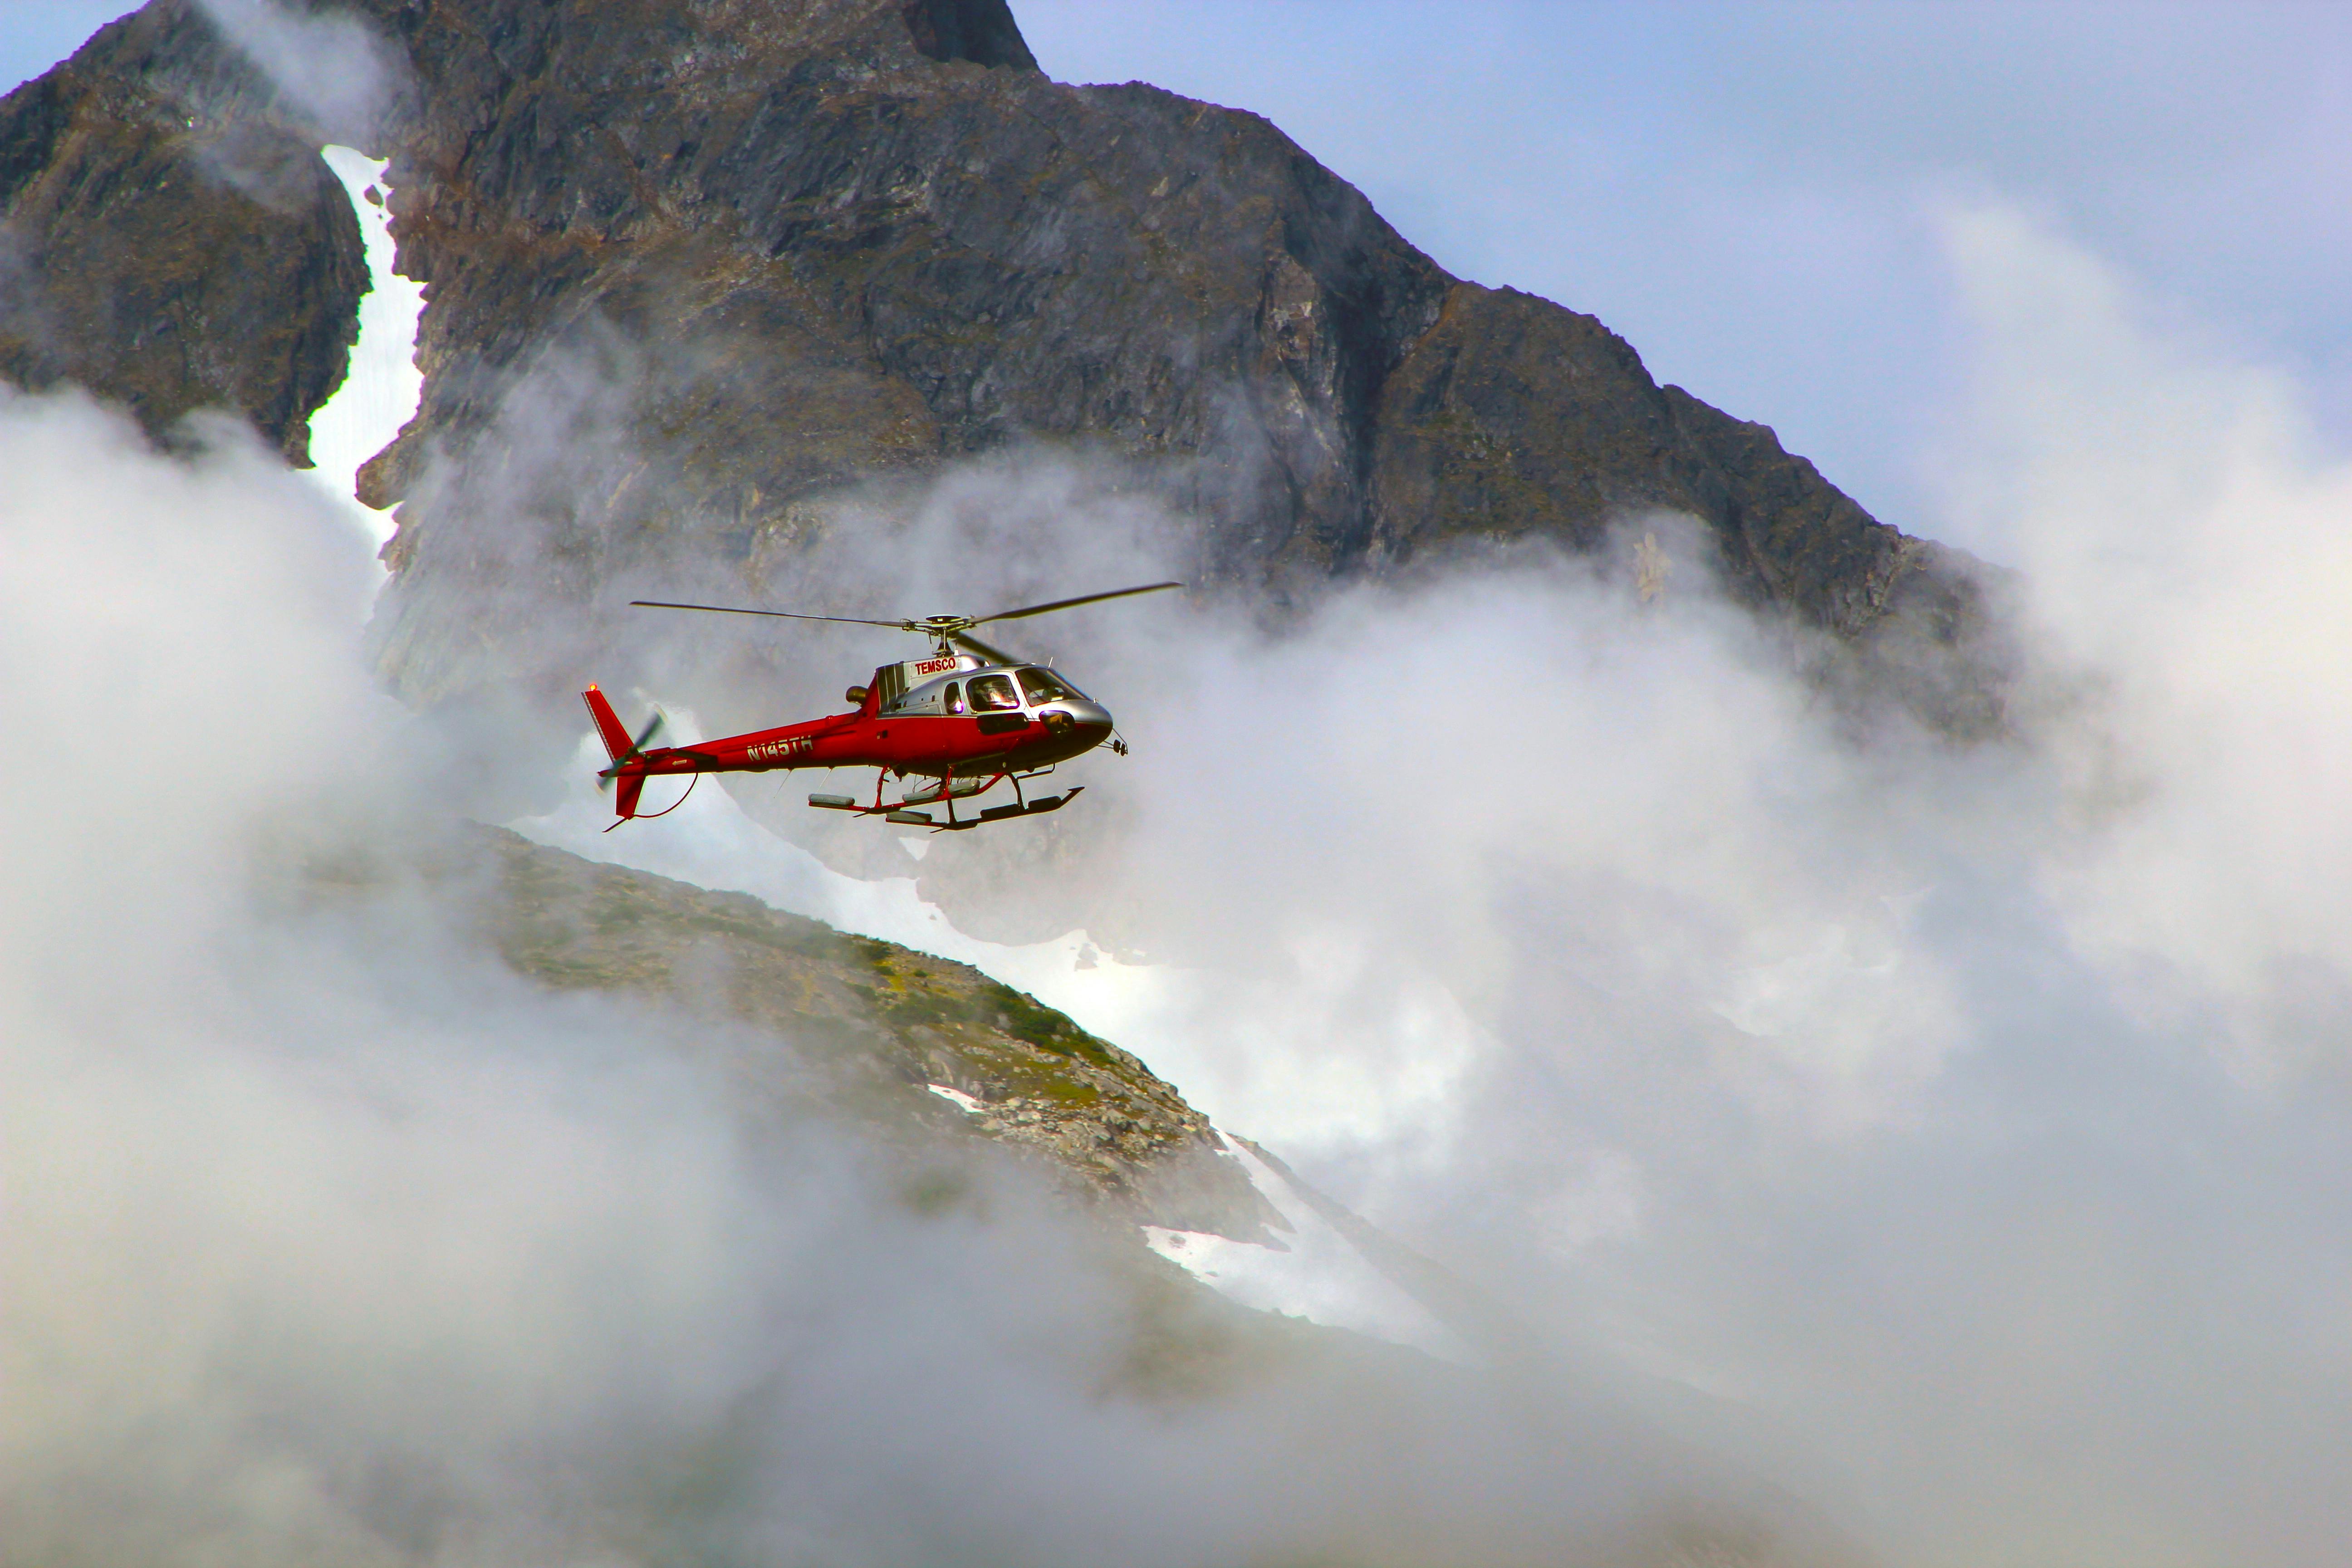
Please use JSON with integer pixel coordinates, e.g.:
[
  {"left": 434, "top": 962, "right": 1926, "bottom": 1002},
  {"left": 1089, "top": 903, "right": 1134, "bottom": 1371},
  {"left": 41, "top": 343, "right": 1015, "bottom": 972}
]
[
  {"left": 1944, "top": 203, "right": 2352, "bottom": 1082},
  {"left": 0, "top": 389, "right": 1811, "bottom": 1568},
  {"left": 194, "top": 0, "right": 404, "bottom": 144},
  {"left": 554, "top": 203, "right": 2352, "bottom": 1563}
]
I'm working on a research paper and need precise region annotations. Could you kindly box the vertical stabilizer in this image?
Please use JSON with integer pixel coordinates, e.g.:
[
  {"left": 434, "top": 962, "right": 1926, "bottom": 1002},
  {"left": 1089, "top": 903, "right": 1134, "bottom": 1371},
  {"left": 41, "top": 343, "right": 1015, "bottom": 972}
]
[
  {"left": 583, "top": 684, "right": 649, "bottom": 821},
  {"left": 582, "top": 684, "right": 633, "bottom": 761}
]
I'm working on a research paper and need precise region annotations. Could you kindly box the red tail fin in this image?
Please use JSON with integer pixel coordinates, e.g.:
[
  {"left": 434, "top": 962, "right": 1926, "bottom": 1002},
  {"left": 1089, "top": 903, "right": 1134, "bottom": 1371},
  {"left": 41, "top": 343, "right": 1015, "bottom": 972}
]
[
  {"left": 584, "top": 684, "right": 648, "bottom": 823},
  {"left": 582, "top": 685, "right": 633, "bottom": 762}
]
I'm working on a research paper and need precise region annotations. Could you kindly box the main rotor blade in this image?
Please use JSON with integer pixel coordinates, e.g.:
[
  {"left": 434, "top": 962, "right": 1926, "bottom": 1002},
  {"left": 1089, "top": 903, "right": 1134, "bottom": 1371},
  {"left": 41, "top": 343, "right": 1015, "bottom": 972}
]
[
  {"left": 630, "top": 599, "right": 908, "bottom": 629},
  {"left": 949, "top": 629, "right": 1022, "bottom": 667},
  {"left": 967, "top": 581, "right": 1183, "bottom": 627}
]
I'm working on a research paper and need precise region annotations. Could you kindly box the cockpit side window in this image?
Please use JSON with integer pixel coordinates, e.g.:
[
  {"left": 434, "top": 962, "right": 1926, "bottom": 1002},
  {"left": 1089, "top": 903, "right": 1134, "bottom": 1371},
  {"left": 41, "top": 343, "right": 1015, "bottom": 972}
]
[
  {"left": 1017, "top": 667, "right": 1074, "bottom": 704},
  {"left": 944, "top": 681, "right": 965, "bottom": 715},
  {"left": 968, "top": 673, "right": 1020, "bottom": 711}
]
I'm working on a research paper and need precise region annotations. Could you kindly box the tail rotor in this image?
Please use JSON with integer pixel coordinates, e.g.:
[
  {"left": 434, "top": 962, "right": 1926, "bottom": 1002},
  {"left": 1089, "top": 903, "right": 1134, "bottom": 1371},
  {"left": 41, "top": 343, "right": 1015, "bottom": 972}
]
[
  {"left": 597, "top": 709, "right": 665, "bottom": 791},
  {"left": 582, "top": 685, "right": 662, "bottom": 822}
]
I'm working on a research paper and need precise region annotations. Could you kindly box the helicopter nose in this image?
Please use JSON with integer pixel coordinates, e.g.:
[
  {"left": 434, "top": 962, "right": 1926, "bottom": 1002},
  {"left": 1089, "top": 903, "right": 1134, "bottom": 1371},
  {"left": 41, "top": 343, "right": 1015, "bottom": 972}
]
[{"left": 1043, "top": 699, "right": 1113, "bottom": 744}]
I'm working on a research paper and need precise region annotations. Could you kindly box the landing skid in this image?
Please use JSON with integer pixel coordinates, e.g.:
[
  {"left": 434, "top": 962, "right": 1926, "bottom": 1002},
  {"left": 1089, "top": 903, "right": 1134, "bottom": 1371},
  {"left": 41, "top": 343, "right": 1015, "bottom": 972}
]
[{"left": 807, "top": 767, "right": 1078, "bottom": 831}]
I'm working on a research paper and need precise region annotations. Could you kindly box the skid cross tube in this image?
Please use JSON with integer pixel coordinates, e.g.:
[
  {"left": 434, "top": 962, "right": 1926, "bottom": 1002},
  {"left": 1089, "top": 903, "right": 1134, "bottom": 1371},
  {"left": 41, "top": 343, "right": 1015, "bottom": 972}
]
[{"left": 940, "top": 766, "right": 1007, "bottom": 828}]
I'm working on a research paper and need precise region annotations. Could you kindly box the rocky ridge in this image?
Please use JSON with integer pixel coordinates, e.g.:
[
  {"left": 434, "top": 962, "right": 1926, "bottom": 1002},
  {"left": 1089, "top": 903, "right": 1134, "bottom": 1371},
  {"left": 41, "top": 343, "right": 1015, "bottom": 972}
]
[{"left": 317, "top": 821, "right": 1277, "bottom": 1238}]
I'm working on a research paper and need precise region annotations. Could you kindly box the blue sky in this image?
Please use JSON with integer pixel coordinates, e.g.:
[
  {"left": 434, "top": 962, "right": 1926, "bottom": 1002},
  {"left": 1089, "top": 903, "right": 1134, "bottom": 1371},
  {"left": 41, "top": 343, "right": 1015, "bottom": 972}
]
[{"left": 11, "top": 0, "right": 2347, "bottom": 558}]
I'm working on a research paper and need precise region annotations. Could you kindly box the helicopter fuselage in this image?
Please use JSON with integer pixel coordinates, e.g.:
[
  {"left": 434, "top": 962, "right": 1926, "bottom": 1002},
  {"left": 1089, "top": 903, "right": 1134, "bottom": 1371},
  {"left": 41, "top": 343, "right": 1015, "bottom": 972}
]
[
  {"left": 586, "top": 657, "right": 1115, "bottom": 822},
  {"left": 593, "top": 578, "right": 1178, "bottom": 828}
]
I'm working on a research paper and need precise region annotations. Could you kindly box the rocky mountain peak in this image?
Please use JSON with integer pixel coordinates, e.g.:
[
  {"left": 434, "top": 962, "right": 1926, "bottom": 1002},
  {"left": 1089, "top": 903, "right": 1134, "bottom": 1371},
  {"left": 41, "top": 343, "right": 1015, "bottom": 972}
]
[
  {"left": 2, "top": 0, "right": 2006, "bottom": 736},
  {"left": 900, "top": 0, "right": 1039, "bottom": 70}
]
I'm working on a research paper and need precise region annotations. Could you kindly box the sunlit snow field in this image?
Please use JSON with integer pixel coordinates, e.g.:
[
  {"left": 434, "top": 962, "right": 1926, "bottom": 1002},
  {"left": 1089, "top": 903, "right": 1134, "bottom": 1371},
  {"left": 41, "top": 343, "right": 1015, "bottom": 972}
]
[{"left": 303, "top": 147, "right": 423, "bottom": 557}]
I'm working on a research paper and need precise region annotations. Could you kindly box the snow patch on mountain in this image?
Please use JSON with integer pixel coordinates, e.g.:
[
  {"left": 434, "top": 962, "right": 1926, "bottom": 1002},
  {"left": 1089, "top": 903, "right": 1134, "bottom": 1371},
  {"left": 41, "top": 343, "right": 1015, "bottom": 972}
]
[
  {"left": 302, "top": 144, "right": 423, "bottom": 559},
  {"left": 1146, "top": 1137, "right": 1469, "bottom": 1362}
]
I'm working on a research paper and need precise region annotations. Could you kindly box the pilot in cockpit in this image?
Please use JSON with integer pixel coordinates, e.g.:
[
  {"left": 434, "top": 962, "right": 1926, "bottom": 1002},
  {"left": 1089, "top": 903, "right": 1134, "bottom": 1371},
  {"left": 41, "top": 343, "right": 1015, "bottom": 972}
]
[{"left": 967, "top": 673, "right": 1022, "bottom": 711}]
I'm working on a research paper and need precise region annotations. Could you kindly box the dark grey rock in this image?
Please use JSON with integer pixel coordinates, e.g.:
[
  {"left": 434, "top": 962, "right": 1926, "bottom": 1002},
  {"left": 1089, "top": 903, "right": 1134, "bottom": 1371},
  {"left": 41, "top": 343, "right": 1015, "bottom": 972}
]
[
  {"left": 2, "top": 0, "right": 2004, "bottom": 730},
  {"left": 0, "top": 1, "right": 366, "bottom": 463}
]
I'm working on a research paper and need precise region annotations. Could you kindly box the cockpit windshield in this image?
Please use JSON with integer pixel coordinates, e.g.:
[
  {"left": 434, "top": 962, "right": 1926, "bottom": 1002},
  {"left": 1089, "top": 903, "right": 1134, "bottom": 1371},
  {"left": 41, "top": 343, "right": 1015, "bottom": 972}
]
[
  {"left": 967, "top": 673, "right": 1021, "bottom": 711},
  {"left": 1017, "top": 666, "right": 1079, "bottom": 704}
]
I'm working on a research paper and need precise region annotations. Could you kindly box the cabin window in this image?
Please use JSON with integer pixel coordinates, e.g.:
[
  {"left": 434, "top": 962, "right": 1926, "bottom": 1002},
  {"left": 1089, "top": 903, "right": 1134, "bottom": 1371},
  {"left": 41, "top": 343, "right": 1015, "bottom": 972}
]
[
  {"left": 944, "top": 681, "right": 965, "bottom": 715},
  {"left": 968, "top": 673, "right": 1020, "bottom": 711},
  {"left": 1018, "top": 667, "right": 1075, "bottom": 704}
]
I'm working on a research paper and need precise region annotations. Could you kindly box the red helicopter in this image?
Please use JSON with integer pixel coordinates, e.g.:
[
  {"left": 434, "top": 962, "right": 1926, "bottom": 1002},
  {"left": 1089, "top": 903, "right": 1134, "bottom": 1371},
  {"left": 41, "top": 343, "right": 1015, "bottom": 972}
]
[{"left": 582, "top": 581, "right": 1180, "bottom": 830}]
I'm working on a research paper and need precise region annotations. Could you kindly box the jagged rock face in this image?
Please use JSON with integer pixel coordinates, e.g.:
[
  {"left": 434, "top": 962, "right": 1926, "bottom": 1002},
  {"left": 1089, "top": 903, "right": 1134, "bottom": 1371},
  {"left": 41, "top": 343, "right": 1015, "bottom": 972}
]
[
  {"left": 1, "top": 0, "right": 1999, "bottom": 730},
  {"left": 335, "top": 0, "right": 1466, "bottom": 699},
  {"left": 347, "top": 0, "right": 2000, "bottom": 724},
  {"left": 1373, "top": 285, "right": 1915, "bottom": 636},
  {"left": 0, "top": 2, "right": 365, "bottom": 463}
]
